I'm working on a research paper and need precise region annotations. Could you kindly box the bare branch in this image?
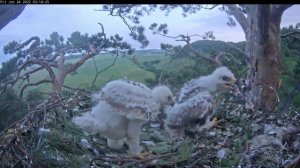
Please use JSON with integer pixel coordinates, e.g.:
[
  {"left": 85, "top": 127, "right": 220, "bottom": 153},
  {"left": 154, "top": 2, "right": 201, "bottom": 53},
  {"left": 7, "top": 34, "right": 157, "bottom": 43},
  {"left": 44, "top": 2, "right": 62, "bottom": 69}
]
[
  {"left": 0, "top": 98, "right": 62, "bottom": 142},
  {"left": 1, "top": 58, "right": 56, "bottom": 96},
  {"left": 91, "top": 54, "right": 119, "bottom": 89},
  {"left": 18, "top": 75, "right": 29, "bottom": 88},
  {"left": 120, "top": 152, "right": 177, "bottom": 167},
  {"left": 25, "top": 59, "right": 56, "bottom": 82},
  {"left": 89, "top": 152, "right": 177, "bottom": 168},
  {"left": 118, "top": 14, "right": 138, "bottom": 37},
  {"left": 20, "top": 79, "right": 52, "bottom": 98},
  {"left": 19, "top": 66, "right": 44, "bottom": 80},
  {"left": 153, "top": 29, "right": 204, "bottom": 44},
  {"left": 226, "top": 5, "right": 249, "bottom": 33},
  {"left": 67, "top": 44, "right": 97, "bottom": 73},
  {"left": 91, "top": 57, "right": 99, "bottom": 89},
  {"left": 98, "top": 5, "right": 139, "bottom": 38},
  {"left": 281, "top": 31, "right": 300, "bottom": 38},
  {"left": 152, "top": 31, "right": 222, "bottom": 66}
]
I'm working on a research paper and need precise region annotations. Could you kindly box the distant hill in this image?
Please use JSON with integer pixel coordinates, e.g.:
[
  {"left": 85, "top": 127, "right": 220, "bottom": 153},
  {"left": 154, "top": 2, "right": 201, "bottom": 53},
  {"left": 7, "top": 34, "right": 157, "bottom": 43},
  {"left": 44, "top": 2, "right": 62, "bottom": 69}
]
[
  {"left": 191, "top": 40, "right": 246, "bottom": 54},
  {"left": 65, "top": 40, "right": 247, "bottom": 60},
  {"left": 133, "top": 49, "right": 164, "bottom": 55},
  {"left": 65, "top": 49, "right": 165, "bottom": 60}
]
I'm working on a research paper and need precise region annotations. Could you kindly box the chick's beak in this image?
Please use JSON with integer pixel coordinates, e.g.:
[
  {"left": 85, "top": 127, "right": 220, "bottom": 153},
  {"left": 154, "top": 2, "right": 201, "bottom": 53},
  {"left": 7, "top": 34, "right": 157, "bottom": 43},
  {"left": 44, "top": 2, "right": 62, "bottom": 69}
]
[
  {"left": 230, "top": 77, "right": 237, "bottom": 83},
  {"left": 224, "top": 77, "right": 237, "bottom": 88}
]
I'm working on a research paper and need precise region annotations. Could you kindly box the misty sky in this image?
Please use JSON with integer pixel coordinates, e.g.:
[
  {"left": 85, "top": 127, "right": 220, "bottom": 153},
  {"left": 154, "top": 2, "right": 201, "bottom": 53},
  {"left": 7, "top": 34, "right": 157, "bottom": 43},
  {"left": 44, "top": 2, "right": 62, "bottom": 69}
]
[{"left": 0, "top": 5, "right": 299, "bottom": 65}]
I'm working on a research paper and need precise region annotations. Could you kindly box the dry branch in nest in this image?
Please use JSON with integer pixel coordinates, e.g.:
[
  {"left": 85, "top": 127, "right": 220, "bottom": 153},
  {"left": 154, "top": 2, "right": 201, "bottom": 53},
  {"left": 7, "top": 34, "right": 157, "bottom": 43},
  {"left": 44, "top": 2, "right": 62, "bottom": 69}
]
[
  {"left": 0, "top": 98, "right": 63, "bottom": 167},
  {"left": 89, "top": 152, "right": 177, "bottom": 167},
  {"left": 0, "top": 89, "right": 94, "bottom": 167}
]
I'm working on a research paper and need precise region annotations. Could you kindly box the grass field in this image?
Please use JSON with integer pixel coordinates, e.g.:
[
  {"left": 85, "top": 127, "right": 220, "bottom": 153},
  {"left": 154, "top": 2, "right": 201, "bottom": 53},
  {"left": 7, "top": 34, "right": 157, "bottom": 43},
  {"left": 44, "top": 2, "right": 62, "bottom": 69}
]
[{"left": 18, "top": 52, "right": 171, "bottom": 96}]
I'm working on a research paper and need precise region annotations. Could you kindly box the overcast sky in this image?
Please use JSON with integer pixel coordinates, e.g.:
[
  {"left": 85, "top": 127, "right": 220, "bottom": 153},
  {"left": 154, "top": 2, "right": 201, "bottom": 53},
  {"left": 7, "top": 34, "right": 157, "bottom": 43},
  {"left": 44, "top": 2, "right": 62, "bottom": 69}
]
[{"left": 0, "top": 5, "right": 299, "bottom": 65}]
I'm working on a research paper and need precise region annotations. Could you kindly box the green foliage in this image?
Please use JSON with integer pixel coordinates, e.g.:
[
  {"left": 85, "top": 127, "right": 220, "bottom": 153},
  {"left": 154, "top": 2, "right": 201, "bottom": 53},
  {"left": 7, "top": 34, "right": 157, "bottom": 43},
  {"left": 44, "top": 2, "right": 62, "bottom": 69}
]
[
  {"left": 46, "top": 32, "right": 65, "bottom": 50},
  {"left": 175, "top": 140, "right": 193, "bottom": 162},
  {"left": 30, "top": 125, "right": 91, "bottom": 168},
  {"left": 3, "top": 40, "right": 19, "bottom": 54},
  {"left": 67, "top": 31, "right": 89, "bottom": 50},
  {"left": 0, "top": 56, "right": 18, "bottom": 82},
  {"left": 279, "top": 24, "right": 300, "bottom": 110},
  {"left": 218, "top": 154, "right": 240, "bottom": 168},
  {"left": 293, "top": 94, "right": 300, "bottom": 109},
  {"left": 0, "top": 89, "right": 27, "bottom": 131},
  {"left": 102, "top": 5, "right": 204, "bottom": 48},
  {"left": 46, "top": 131, "right": 85, "bottom": 154}
]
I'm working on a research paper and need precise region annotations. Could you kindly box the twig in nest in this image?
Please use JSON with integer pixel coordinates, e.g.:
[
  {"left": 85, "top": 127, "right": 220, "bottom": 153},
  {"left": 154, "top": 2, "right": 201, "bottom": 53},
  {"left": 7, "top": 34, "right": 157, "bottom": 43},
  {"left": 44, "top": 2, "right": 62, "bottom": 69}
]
[
  {"left": 120, "top": 152, "right": 177, "bottom": 167},
  {"left": 237, "top": 142, "right": 250, "bottom": 168},
  {"left": 89, "top": 152, "right": 177, "bottom": 167},
  {"left": 63, "top": 85, "right": 91, "bottom": 93},
  {"left": 89, "top": 154, "right": 138, "bottom": 167}
]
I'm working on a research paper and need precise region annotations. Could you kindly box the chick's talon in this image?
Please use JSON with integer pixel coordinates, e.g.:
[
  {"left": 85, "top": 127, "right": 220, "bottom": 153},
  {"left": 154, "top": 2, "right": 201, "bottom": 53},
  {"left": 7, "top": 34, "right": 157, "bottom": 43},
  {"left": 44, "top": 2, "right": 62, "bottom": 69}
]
[{"left": 212, "top": 117, "right": 221, "bottom": 128}]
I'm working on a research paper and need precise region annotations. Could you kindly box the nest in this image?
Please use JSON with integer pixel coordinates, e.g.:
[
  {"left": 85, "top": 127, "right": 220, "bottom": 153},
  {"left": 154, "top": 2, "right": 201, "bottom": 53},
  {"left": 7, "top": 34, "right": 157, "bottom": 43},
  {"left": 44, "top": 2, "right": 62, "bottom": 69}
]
[{"left": 1, "top": 90, "right": 300, "bottom": 168}]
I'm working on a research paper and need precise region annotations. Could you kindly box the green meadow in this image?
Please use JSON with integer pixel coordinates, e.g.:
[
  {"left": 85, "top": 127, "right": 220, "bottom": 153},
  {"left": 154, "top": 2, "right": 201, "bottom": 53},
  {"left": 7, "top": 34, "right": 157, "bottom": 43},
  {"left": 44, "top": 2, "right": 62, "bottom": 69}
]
[{"left": 19, "top": 51, "right": 172, "bottom": 96}]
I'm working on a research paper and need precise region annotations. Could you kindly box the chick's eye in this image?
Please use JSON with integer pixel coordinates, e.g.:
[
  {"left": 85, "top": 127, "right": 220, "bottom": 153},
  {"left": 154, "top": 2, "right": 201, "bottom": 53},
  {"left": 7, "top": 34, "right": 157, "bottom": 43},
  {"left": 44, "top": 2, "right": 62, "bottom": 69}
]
[
  {"left": 167, "top": 96, "right": 172, "bottom": 100},
  {"left": 222, "top": 76, "right": 230, "bottom": 81}
]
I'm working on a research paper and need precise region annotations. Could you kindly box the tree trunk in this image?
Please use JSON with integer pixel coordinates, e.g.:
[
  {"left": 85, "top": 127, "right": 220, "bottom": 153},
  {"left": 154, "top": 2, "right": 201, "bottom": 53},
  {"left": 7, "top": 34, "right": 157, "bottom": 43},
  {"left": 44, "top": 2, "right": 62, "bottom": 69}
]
[
  {"left": 246, "top": 5, "right": 282, "bottom": 111},
  {"left": 52, "top": 53, "right": 68, "bottom": 95},
  {"left": 53, "top": 75, "right": 65, "bottom": 95}
]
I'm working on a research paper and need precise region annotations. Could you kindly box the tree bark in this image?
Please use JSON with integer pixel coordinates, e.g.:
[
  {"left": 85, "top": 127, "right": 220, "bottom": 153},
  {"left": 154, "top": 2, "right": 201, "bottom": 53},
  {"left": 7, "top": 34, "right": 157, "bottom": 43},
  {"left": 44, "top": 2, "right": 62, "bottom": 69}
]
[
  {"left": 0, "top": 5, "right": 25, "bottom": 31},
  {"left": 228, "top": 4, "right": 292, "bottom": 112},
  {"left": 53, "top": 53, "right": 67, "bottom": 94},
  {"left": 244, "top": 5, "right": 281, "bottom": 111},
  {"left": 53, "top": 72, "right": 66, "bottom": 94}
]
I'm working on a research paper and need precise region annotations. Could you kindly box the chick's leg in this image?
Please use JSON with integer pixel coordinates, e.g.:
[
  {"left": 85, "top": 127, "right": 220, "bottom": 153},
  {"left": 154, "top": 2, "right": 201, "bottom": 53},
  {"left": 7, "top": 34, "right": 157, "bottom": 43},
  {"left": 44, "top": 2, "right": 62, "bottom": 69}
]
[
  {"left": 165, "top": 125, "right": 185, "bottom": 141},
  {"left": 198, "top": 117, "right": 220, "bottom": 131},
  {"left": 107, "top": 138, "right": 125, "bottom": 150},
  {"left": 127, "top": 120, "right": 152, "bottom": 159}
]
